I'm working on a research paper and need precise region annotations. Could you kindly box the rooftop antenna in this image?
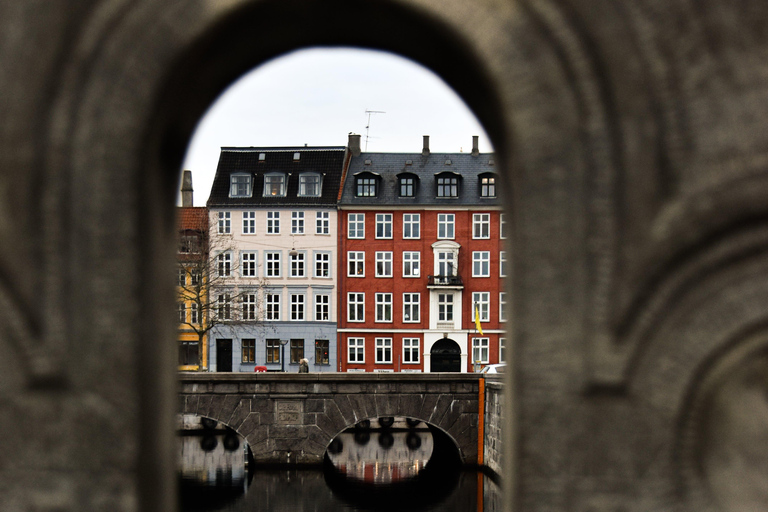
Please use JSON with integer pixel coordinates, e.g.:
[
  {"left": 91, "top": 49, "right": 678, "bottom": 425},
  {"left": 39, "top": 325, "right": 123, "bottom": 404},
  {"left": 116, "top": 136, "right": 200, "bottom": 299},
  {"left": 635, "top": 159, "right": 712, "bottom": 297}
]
[{"left": 364, "top": 109, "right": 386, "bottom": 151}]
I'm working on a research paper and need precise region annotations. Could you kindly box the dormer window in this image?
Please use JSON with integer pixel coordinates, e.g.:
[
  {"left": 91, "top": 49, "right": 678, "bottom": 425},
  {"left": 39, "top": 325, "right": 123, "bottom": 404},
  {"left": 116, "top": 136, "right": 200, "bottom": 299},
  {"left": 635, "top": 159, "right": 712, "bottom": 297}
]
[
  {"left": 230, "top": 173, "right": 252, "bottom": 197},
  {"left": 436, "top": 173, "right": 459, "bottom": 197},
  {"left": 263, "top": 173, "right": 286, "bottom": 197},
  {"left": 355, "top": 172, "right": 379, "bottom": 197},
  {"left": 298, "top": 173, "right": 322, "bottom": 197},
  {"left": 480, "top": 174, "right": 497, "bottom": 197},
  {"left": 398, "top": 173, "right": 418, "bottom": 197}
]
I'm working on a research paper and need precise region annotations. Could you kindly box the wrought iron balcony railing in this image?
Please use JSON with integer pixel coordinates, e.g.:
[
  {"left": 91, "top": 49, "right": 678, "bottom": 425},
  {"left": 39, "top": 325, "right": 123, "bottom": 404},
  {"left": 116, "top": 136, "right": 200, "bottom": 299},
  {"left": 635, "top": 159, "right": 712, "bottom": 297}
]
[{"left": 427, "top": 274, "right": 464, "bottom": 287}]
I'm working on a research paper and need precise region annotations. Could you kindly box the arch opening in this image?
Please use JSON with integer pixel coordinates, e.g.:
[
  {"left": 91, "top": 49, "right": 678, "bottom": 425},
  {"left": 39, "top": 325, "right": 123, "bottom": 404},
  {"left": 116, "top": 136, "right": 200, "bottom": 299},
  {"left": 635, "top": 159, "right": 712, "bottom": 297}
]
[
  {"left": 177, "top": 414, "right": 254, "bottom": 511},
  {"left": 322, "top": 416, "right": 463, "bottom": 509},
  {"left": 430, "top": 337, "right": 462, "bottom": 372}
]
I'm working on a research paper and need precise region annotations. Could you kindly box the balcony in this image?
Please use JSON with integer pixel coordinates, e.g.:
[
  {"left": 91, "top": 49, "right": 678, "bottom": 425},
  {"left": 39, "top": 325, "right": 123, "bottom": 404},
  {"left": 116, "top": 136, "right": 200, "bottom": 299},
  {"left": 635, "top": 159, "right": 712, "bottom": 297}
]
[{"left": 427, "top": 274, "right": 464, "bottom": 288}]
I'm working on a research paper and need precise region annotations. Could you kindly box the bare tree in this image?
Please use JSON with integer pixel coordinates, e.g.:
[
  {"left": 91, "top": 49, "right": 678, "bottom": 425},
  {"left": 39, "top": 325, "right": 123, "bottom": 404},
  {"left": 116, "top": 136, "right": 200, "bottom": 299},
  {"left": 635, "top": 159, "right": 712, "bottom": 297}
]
[{"left": 177, "top": 216, "right": 268, "bottom": 370}]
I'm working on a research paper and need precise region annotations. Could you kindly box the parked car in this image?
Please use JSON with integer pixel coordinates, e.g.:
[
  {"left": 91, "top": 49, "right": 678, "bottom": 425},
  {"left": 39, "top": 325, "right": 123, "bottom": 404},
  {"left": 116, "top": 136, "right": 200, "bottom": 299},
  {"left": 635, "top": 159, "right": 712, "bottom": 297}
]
[{"left": 480, "top": 364, "right": 506, "bottom": 374}]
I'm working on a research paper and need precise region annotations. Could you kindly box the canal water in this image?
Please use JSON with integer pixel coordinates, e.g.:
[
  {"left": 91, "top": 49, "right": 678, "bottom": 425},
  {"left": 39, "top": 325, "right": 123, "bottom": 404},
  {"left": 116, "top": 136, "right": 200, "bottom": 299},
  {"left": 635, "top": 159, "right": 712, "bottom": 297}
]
[{"left": 179, "top": 417, "right": 502, "bottom": 512}]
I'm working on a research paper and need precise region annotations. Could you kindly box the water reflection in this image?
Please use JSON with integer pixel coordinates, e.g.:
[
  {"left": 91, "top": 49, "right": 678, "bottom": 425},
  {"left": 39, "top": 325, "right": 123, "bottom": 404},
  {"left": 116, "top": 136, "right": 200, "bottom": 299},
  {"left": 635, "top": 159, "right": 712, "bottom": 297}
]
[
  {"left": 177, "top": 415, "right": 502, "bottom": 512},
  {"left": 326, "top": 428, "right": 433, "bottom": 484},
  {"left": 178, "top": 420, "right": 252, "bottom": 512}
]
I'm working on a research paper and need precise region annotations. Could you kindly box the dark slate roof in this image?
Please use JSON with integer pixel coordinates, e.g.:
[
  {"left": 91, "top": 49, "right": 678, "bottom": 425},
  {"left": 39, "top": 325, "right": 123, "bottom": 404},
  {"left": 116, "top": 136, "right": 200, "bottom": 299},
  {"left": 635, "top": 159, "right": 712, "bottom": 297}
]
[
  {"left": 339, "top": 152, "right": 499, "bottom": 207},
  {"left": 206, "top": 147, "right": 347, "bottom": 207}
]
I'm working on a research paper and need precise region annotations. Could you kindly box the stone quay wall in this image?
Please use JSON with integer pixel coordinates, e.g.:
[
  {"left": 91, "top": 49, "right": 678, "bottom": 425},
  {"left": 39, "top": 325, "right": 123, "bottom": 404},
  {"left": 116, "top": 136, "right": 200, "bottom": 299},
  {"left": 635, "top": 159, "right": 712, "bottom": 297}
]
[{"left": 483, "top": 376, "right": 505, "bottom": 477}]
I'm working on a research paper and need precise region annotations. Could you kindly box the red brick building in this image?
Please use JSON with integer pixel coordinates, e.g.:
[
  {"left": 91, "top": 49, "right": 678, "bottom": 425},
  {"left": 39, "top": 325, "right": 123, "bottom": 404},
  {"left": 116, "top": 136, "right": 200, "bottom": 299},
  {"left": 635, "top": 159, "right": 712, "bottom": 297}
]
[{"left": 337, "top": 135, "right": 507, "bottom": 372}]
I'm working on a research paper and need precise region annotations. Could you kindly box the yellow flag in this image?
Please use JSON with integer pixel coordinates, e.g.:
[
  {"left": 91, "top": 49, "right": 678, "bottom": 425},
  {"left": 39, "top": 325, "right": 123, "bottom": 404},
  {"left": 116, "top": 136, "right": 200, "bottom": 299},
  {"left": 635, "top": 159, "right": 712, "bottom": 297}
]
[{"left": 475, "top": 305, "right": 484, "bottom": 335}]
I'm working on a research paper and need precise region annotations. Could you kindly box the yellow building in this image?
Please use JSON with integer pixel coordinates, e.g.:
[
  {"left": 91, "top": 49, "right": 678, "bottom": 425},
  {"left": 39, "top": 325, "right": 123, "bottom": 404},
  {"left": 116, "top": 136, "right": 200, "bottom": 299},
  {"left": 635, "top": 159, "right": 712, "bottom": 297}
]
[{"left": 177, "top": 171, "right": 209, "bottom": 370}]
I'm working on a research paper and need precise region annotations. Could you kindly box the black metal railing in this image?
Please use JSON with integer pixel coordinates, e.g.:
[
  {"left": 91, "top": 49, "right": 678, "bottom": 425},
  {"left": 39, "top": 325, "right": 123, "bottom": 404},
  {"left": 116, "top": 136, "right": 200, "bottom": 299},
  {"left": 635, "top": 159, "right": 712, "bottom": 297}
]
[{"left": 427, "top": 274, "right": 463, "bottom": 286}]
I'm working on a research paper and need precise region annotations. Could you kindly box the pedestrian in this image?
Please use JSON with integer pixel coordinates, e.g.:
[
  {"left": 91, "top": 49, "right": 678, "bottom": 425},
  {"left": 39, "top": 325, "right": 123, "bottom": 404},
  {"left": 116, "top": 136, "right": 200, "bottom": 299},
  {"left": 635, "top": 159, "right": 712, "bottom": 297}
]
[{"left": 299, "top": 358, "right": 309, "bottom": 373}]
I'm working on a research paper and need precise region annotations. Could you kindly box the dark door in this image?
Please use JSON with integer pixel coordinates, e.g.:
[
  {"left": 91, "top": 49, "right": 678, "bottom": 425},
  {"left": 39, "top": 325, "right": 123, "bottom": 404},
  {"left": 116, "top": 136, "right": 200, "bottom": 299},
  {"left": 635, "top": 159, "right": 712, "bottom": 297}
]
[
  {"left": 216, "top": 339, "right": 232, "bottom": 372},
  {"left": 430, "top": 338, "right": 461, "bottom": 372}
]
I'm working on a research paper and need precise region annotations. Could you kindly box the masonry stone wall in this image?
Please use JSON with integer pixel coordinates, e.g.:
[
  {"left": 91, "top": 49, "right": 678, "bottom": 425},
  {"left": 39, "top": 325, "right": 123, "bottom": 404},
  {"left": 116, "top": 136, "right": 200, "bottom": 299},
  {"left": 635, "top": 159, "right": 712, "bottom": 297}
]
[
  {"left": 179, "top": 373, "right": 480, "bottom": 464},
  {"left": 4, "top": 0, "right": 768, "bottom": 510},
  {"left": 483, "top": 377, "right": 504, "bottom": 477}
]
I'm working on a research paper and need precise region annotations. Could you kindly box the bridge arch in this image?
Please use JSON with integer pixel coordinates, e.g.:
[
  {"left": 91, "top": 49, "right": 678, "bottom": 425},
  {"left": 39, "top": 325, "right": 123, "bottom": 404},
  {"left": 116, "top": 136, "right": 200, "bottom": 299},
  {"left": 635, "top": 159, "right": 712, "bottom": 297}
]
[{"left": 179, "top": 373, "right": 481, "bottom": 464}]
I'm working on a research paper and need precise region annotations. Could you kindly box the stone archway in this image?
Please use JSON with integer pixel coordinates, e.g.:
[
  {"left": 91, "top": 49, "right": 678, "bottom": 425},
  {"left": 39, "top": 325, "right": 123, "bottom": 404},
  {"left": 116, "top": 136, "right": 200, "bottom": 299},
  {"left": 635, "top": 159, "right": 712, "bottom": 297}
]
[{"left": 430, "top": 337, "right": 462, "bottom": 372}]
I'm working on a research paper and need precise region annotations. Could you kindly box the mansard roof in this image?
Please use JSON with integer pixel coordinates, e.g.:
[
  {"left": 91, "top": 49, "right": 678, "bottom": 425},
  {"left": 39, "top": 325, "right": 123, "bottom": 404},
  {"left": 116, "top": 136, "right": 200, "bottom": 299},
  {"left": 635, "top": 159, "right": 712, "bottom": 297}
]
[
  {"left": 339, "top": 151, "right": 499, "bottom": 207},
  {"left": 206, "top": 146, "right": 347, "bottom": 207}
]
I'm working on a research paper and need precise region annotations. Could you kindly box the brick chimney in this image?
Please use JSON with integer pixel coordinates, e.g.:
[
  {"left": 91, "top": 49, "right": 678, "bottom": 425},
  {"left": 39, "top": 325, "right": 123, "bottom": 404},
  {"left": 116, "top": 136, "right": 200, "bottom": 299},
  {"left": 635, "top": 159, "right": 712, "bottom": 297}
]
[
  {"left": 181, "top": 169, "right": 193, "bottom": 207},
  {"left": 422, "top": 135, "right": 430, "bottom": 156},
  {"left": 348, "top": 133, "right": 361, "bottom": 157},
  {"left": 471, "top": 135, "right": 479, "bottom": 157}
]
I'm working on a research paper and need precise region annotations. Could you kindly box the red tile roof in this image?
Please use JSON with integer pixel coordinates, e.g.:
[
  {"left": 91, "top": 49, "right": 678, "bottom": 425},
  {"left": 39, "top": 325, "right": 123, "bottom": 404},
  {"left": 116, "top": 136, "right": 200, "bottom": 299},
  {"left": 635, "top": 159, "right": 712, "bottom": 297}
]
[{"left": 177, "top": 207, "right": 208, "bottom": 231}]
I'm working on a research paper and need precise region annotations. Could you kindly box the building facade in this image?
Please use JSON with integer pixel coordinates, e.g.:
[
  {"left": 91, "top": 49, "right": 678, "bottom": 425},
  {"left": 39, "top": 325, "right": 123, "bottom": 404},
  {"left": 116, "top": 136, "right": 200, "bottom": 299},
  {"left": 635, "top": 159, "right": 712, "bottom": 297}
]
[
  {"left": 177, "top": 170, "right": 209, "bottom": 371},
  {"left": 337, "top": 135, "right": 506, "bottom": 372},
  {"left": 206, "top": 146, "right": 347, "bottom": 372}
]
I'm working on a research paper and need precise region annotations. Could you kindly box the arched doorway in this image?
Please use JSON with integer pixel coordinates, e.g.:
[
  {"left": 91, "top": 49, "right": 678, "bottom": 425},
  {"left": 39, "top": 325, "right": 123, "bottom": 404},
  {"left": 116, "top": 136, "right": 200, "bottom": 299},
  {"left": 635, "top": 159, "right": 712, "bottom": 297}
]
[{"left": 430, "top": 338, "right": 461, "bottom": 372}]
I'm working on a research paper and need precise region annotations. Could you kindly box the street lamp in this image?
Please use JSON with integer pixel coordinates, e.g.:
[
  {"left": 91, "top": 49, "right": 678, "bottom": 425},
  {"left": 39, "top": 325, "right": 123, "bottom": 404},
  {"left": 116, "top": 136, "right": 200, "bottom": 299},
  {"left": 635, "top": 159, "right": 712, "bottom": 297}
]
[{"left": 280, "top": 339, "right": 290, "bottom": 372}]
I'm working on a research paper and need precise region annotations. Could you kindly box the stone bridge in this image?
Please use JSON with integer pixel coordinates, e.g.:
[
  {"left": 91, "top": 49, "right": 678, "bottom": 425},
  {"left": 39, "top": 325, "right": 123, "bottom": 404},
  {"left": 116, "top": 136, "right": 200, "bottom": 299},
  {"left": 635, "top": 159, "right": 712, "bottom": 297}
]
[{"left": 178, "top": 373, "right": 482, "bottom": 465}]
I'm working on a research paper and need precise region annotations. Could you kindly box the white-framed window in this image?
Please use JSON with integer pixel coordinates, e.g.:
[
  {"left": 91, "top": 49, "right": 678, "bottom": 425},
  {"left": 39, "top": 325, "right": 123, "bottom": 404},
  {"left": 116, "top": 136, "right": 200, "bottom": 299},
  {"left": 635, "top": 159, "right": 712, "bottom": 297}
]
[
  {"left": 375, "top": 251, "right": 393, "bottom": 277},
  {"left": 178, "top": 267, "right": 186, "bottom": 286},
  {"left": 216, "top": 293, "right": 231, "bottom": 321},
  {"left": 316, "top": 211, "right": 330, "bottom": 234},
  {"left": 242, "top": 293, "right": 258, "bottom": 321},
  {"left": 403, "top": 338, "right": 420, "bottom": 364},
  {"left": 348, "top": 251, "right": 365, "bottom": 277},
  {"left": 436, "top": 250, "right": 456, "bottom": 277},
  {"left": 178, "top": 302, "right": 186, "bottom": 323},
  {"left": 290, "top": 294, "right": 305, "bottom": 321},
  {"left": 291, "top": 211, "right": 305, "bottom": 234},
  {"left": 265, "top": 293, "right": 281, "bottom": 320},
  {"left": 403, "top": 293, "right": 420, "bottom": 323},
  {"left": 473, "top": 251, "right": 491, "bottom": 277},
  {"left": 499, "top": 338, "right": 506, "bottom": 363},
  {"left": 472, "top": 292, "right": 490, "bottom": 322},
  {"left": 472, "top": 338, "right": 490, "bottom": 364},
  {"left": 299, "top": 173, "right": 322, "bottom": 197},
  {"left": 500, "top": 213, "right": 507, "bottom": 239},
  {"left": 315, "top": 294, "right": 330, "bottom": 321},
  {"left": 348, "top": 213, "right": 365, "bottom": 239},
  {"left": 314, "top": 252, "right": 330, "bottom": 278},
  {"left": 480, "top": 176, "right": 496, "bottom": 197},
  {"left": 375, "top": 338, "right": 393, "bottom": 364},
  {"left": 263, "top": 173, "right": 286, "bottom": 197},
  {"left": 375, "top": 293, "right": 392, "bottom": 322},
  {"left": 290, "top": 252, "right": 305, "bottom": 277},
  {"left": 266, "top": 211, "right": 280, "bottom": 234},
  {"left": 403, "top": 251, "right": 420, "bottom": 277},
  {"left": 438, "top": 293, "right": 454, "bottom": 322},
  {"left": 375, "top": 213, "right": 392, "bottom": 239},
  {"left": 218, "top": 211, "right": 231, "bottom": 234},
  {"left": 403, "top": 213, "right": 420, "bottom": 239},
  {"left": 499, "top": 292, "right": 508, "bottom": 322},
  {"left": 265, "top": 251, "right": 281, "bottom": 277},
  {"left": 500, "top": 251, "right": 507, "bottom": 277},
  {"left": 190, "top": 270, "right": 201, "bottom": 286},
  {"left": 217, "top": 252, "right": 232, "bottom": 277},
  {"left": 241, "top": 251, "right": 257, "bottom": 277},
  {"left": 348, "top": 337, "right": 365, "bottom": 363},
  {"left": 437, "top": 213, "right": 455, "bottom": 239},
  {"left": 190, "top": 302, "right": 199, "bottom": 324},
  {"left": 230, "top": 174, "right": 252, "bottom": 197},
  {"left": 242, "top": 211, "right": 256, "bottom": 234},
  {"left": 348, "top": 292, "right": 364, "bottom": 322},
  {"left": 473, "top": 213, "right": 490, "bottom": 239}
]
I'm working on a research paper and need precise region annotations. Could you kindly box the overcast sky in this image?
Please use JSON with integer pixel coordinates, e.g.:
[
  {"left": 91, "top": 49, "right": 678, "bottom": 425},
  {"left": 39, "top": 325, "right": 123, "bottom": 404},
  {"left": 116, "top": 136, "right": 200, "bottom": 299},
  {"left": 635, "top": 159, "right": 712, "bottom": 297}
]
[{"left": 181, "top": 47, "right": 492, "bottom": 206}]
